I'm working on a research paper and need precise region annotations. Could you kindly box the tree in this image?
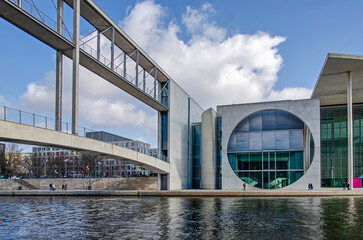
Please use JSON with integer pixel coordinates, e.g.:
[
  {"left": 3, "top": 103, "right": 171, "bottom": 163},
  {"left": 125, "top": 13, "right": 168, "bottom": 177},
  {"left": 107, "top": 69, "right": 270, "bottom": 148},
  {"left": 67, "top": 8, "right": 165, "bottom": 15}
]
[
  {"left": 0, "top": 144, "right": 5, "bottom": 176},
  {"left": 5, "top": 143, "right": 23, "bottom": 176},
  {"left": 21, "top": 154, "right": 36, "bottom": 177},
  {"left": 80, "top": 152, "right": 98, "bottom": 177}
]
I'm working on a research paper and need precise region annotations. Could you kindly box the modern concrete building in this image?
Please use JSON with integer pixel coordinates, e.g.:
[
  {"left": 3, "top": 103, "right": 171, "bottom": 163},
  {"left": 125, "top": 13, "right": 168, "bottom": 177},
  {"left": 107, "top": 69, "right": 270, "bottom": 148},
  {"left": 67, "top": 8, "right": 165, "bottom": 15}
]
[{"left": 190, "top": 53, "right": 363, "bottom": 190}]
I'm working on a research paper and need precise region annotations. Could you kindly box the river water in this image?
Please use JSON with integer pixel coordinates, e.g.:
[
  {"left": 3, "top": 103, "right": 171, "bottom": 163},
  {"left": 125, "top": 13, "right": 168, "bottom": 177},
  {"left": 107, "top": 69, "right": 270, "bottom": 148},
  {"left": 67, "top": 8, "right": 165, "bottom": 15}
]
[{"left": 0, "top": 196, "right": 362, "bottom": 239}]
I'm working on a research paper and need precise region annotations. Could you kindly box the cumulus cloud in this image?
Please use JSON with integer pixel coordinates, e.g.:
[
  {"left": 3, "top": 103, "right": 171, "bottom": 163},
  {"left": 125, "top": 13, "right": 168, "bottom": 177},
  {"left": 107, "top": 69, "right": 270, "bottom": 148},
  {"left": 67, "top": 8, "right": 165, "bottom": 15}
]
[
  {"left": 9, "top": 0, "right": 312, "bottom": 146},
  {"left": 19, "top": 71, "right": 55, "bottom": 114},
  {"left": 121, "top": 1, "right": 311, "bottom": 108}
]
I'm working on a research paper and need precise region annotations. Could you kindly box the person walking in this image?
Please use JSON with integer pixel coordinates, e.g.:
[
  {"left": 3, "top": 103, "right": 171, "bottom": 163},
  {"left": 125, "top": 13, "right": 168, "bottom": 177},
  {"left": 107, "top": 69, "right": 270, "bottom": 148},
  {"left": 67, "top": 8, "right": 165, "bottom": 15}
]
[
  {"left": 347, "top": 182, "right": 350, "bottom": 191},
  {"left": 343, "top": 182, "right": 346, "bottom": 190},
  {"left": 243, "top": 182, "right": 246, "bottom": 191}
]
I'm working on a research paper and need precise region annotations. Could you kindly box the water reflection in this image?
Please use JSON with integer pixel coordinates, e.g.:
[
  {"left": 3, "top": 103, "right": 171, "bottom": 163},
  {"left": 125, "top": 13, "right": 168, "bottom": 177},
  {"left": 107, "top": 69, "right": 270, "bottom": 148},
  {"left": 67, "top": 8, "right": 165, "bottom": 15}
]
[{"left": 0, "top": 196, "right": 362, "bottom": 239}]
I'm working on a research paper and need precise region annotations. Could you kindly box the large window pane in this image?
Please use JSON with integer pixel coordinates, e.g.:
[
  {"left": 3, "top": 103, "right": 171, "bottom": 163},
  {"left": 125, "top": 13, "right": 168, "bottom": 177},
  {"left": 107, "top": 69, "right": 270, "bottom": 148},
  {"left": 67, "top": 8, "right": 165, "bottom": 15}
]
[
  {"left": 289, "top": 130, "right": 303, "bottom": 150},
  {"left": 250, "top": 152, "right": 262, "bottom": 170},
  {"left": 235, "top": 132, "right": 249, "bottom": 151},
  {"left": 249, "top": 132, "right": 262, "bottom": 150},
  {"left": 276, "top": 151, "right": 289, "bottom": 169},
  {"left": 276, "top": 131, "right": 289, "bottom": 150},
  {"left": 249, "top": 112, "right": 262, "bottom": 131},
  {"left": 262, "top": 110, "right": 276, "bottom": 131},
  {"left": 263, "top": 131, "right": 275, "bottom": 150}
]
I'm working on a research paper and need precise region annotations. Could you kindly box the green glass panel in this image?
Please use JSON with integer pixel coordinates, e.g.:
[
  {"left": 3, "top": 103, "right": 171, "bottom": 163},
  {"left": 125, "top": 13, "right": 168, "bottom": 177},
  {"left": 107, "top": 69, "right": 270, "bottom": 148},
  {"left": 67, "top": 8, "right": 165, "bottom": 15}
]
[
  {"left": 263, "top": 152, "right": 269, "bottom": 169},
  {"left": 250, "top": 152, "right": 262, "bottom": 170}
]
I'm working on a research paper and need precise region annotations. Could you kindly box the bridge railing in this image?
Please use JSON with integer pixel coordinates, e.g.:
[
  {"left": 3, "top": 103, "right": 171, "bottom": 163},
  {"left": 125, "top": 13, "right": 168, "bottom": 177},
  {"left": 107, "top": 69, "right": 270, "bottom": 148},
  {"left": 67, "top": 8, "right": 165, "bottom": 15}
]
[
  {"left": 9, "top": 0, "right": 73, "bottom": 42},
  {"left": 8, "top": 0, "right": 166, "bottom": 107},
  {"left": 0, "top": 105, "right": 169, "bottom": 162}
]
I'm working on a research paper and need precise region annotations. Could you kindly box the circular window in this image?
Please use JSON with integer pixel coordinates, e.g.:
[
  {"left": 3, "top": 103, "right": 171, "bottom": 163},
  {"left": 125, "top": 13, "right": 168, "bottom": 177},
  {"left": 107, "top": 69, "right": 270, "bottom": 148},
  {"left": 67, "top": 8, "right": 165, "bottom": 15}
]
[{"left": 227, "top": 110, "right": 314, "bottom": 189}]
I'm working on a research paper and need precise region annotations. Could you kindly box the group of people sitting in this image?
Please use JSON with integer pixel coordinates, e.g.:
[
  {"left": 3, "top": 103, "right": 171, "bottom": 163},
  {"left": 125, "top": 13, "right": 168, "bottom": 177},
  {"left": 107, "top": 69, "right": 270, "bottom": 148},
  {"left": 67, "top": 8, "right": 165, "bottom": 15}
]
[{"left": 49, "top": 183, "right": 67, "bottom": 191}]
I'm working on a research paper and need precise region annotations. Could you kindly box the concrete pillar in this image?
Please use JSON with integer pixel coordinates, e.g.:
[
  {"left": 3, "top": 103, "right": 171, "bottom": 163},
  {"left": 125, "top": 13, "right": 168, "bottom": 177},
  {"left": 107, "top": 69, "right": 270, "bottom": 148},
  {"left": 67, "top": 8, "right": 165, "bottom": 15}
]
[
  {"left": 96, "top": 30, "right": 100, "bottom": 61},
  {"left": 154, "top": 68, "right": 157, "bottom": 99},
  {"left": 143, "top": 69, "right": 146, "bottom": 91},
  {"left": 111, "top": 27, "right": 114, "bottom": 70},
  {"left": 347, "top": 71, "right": 354, "bottom": 189},
  {"left": 72, "top": 0, "right": 80, "bottom": 135},
  {"left": 157, "top": 173, "right": 161, "bottom": 190},
  {"left": 135, "top": 50, "right": 139, "bottom": 86},
  {"left": 55, "top": 0, "right": 63, "bottom": 131},
  {"left": 123, "top": 52, "right": 126, "bottom": 79},
  {"left": 201, "top": 108, "right": 217, "bottom": 189}
]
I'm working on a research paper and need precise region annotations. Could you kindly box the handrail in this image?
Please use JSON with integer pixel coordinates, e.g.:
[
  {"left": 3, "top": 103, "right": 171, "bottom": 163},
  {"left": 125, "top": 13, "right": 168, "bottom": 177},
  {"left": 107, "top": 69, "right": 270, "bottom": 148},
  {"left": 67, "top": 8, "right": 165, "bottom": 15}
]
[{"left": 0, "top": 105, "right": 168, "bottom": 162}]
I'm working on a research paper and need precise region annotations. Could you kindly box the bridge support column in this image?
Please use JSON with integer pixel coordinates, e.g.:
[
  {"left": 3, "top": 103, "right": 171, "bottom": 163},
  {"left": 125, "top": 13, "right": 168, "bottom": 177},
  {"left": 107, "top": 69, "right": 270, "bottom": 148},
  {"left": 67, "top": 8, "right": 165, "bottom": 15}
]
[
  {"left": 143, "top": 69, "right": 146, "bottom": 91},
  {"left": 111, "top": 27, "right": 114, "bottom": 70},
  {"left": 123, "top": 52, "right": 126, "bottom": 78},
  {"left": 135, "top": 50, "right": 139, "bottom": 87},
  {"left": 96, "top": 30, "right": 100, "bottom": 61},
  {"left": 55, "top": 0, "right": 63, "bottom": 131},
  {"left": 72, "top": 0, "right": 80, "bottom": 135},
  {"left": 347, "top": 71, "right": 354, "bottom": 189},
  {"left": 154, "top": 68, "right": 157, "bottom": 99}
]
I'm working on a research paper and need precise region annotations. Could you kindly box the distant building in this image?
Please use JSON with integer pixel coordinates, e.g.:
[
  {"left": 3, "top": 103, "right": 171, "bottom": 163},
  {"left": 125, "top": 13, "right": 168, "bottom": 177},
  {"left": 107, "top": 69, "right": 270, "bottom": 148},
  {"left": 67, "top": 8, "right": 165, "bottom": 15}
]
[
  {"left": 31, "top": 131, "right": 155, "bottom": 177},
  {"left": 32, "top": 147, "right": 80, "bottom": 177},
  {"left": 150, "top": 148, "right": 158, "bottom": 158},
  {"left": 86, "top": 131, "right": 131, "bottom": 143}
]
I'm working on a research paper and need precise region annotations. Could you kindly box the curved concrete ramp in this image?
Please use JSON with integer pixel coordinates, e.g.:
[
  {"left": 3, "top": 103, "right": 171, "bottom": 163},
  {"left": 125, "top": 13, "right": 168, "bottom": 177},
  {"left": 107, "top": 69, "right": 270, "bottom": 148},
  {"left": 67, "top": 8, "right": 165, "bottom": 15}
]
[{"left": 0, "top": 120, "right": 169, "bottom": 174}]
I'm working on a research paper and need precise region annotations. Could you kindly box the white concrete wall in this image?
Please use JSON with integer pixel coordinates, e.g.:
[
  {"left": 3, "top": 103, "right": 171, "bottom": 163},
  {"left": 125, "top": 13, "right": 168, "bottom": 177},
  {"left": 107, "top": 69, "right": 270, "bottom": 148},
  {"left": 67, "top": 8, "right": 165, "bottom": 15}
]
[
  {"left": 201, "top": 108, "right": 217, "bottom": 189},
  {"left": 0, "top": 177, "right": 157, "bottom": 190},
  {"left": 168, "top": 80, "right": 204, "bottom": 190},
  {"left": 217, "top": 99, "right": 321, "bottom": 190}
]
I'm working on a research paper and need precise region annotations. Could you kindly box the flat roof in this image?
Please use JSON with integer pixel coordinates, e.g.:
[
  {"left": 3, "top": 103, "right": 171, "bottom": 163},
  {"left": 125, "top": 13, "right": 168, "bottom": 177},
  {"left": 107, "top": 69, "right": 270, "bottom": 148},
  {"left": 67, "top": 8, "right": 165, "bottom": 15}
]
[{"left": 311, "top": 53, "right": 363, "bottom": 106}]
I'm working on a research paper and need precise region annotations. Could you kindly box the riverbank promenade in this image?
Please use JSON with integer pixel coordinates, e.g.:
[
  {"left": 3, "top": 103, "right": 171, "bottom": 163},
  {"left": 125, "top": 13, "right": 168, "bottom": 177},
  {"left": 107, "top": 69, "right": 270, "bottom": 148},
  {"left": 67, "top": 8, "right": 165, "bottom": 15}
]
[{"left": 1, "top": 188, "right": 363, "bottom": 197}]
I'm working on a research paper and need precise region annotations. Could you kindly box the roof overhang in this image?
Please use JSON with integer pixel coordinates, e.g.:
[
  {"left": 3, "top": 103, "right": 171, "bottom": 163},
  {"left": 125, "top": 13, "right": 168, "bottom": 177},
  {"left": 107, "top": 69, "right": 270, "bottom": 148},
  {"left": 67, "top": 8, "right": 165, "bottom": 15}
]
[{"left": 311, "top": 53, "right": 363, "bottom": 106}]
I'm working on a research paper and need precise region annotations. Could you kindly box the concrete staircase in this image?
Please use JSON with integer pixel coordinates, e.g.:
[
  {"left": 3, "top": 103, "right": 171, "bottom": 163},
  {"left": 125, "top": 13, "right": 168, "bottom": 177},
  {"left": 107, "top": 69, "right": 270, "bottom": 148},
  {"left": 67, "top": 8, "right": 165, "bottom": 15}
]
[{"left": 14, "top": 179, "right": 39, "bottom": 190}]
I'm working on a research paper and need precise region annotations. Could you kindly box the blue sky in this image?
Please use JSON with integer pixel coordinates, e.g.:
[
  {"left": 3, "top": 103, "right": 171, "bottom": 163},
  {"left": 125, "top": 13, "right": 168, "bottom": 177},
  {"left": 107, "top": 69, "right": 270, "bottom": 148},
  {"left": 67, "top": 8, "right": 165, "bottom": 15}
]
[{"left": 0, "top": 0, "right": 363, "bottom": 149}]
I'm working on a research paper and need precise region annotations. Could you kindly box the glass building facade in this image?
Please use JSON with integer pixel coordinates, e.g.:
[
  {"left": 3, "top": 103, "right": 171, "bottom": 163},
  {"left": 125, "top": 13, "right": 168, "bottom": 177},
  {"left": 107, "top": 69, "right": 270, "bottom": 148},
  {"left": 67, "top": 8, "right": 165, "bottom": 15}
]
[
  {"left": 192, "top": 124, "right": 201, "bottom": 189},
  {"left": 321, "top": 105, "right": 363, "bottom": 187},
  {"left": 227, "top": 110, "right": 314, "bottom": 189},
  {"left": 216, "top": 117, "right": 222, "bottom": 189}
]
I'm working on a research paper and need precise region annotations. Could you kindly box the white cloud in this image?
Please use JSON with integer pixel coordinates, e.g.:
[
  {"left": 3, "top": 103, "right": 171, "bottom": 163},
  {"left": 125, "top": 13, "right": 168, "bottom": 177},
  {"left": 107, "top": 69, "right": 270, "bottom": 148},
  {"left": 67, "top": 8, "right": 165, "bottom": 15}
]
[
  {"left": 19, "top": 71, "right": 55, "bottom": 114},
  {"left": 121, "top": 1, "right": 312, "bottom": 108},
  {"left": 6, "top": 0, "right": 312, "bottom": 146}
]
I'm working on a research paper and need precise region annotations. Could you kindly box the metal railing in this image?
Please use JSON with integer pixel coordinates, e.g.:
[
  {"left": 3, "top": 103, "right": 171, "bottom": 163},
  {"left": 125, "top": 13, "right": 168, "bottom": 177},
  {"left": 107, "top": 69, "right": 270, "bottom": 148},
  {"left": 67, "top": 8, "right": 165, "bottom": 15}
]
[
  {"left": 79, "top": 39, "right": 159, "bottom": 100},
  {"left": 9, "top": 0, "right": 166, "bottom": 105},
  {"left": 10, "top": 0, "right": 73, "bottom": 41},
  {"left": 0, "top": 105, "right": 168, "bottom": 162}
]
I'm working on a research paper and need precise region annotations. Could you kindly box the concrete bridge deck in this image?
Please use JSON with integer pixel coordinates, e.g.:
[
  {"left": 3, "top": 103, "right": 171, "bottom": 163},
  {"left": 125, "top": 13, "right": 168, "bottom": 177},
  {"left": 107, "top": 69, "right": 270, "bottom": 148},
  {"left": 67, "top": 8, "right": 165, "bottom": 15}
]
[
  {"left": 0, "top": 120, "right": 169, "bottom": 174},
  {"left": 1, "top": 189, "right": 363, "bottom": 197}
]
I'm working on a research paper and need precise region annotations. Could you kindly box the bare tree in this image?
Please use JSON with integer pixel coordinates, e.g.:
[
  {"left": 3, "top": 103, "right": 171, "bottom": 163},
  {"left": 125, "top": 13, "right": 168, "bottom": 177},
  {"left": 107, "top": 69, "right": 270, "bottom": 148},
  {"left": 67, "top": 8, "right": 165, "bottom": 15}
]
[
  {"left": 80, "top": 152, "right": 98, "bottom": 177},
  {"left": 5, "top": 143, "right": 23, "bottom": 176},
  {"left": 21, "top": 154, "right": 36, "bottom": 177}
]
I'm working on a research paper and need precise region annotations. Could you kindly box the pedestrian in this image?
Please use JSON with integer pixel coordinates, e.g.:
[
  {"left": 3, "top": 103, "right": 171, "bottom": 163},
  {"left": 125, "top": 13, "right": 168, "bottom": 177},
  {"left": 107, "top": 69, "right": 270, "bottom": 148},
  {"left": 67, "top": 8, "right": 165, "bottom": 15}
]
[
  {"left": 310, "top": 183, "right": 313, "bottom": 190},
  {"left": 308, "top": 183, "right": 311, "bottom": 190},
  {"left": 343, "top": 182, "right": 346, "bottom": 190},
  {"left": 65, "top": 183, "right": 67, "bottom": 190},
  {"left": 62, "top": 184, "right": 64, "bottom": 191},
  {"left": 49, "top": 183, "right": 52, "bottom": 190},
  {"left": 243, "top": 182, "right": 246, "bottom": 191},
  {"left": 53, "top": 184, "right": 56, "bottom": 191},
  {"left": 347, "top": 182, "right": 350, "bottom": 190}
]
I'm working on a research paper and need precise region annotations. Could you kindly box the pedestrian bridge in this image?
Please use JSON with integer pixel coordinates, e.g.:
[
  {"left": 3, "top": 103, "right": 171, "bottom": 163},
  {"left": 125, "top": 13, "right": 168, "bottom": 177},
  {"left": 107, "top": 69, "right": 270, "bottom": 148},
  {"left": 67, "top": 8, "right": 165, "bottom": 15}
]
[{"left": 0, "top": 114, "right": 169, "bottom": 174}]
